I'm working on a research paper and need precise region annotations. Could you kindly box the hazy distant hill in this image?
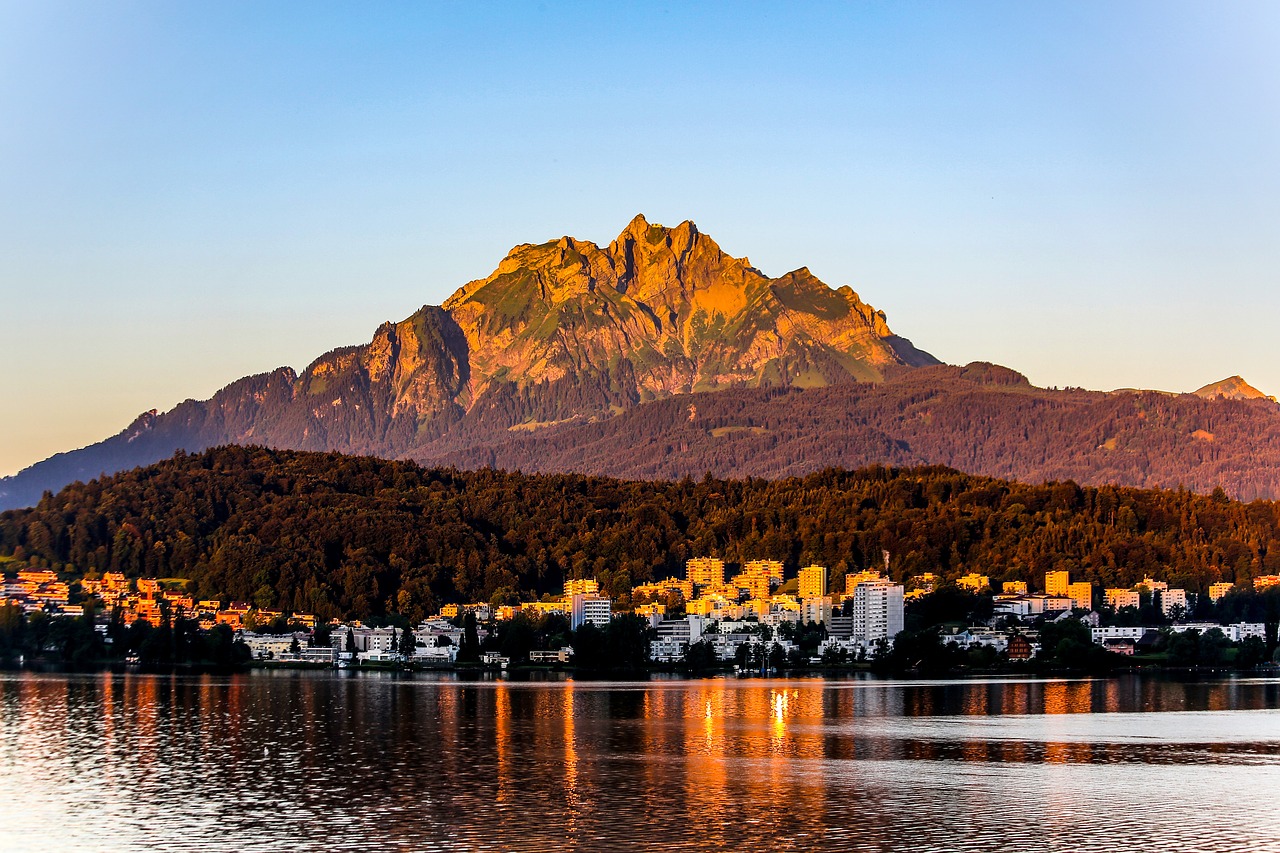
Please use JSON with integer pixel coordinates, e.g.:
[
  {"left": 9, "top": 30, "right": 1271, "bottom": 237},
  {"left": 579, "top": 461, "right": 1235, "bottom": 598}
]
[{"left": 1193, "top": 375, "right": 1277, "bottom": 403}]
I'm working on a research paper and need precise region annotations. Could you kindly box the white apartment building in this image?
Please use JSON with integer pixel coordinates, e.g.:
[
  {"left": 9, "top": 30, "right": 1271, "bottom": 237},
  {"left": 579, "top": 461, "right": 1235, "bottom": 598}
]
[
  {"left": 570, "top": 594, "right": 612, "bottom": 630},
  {"left": 1168, "top": 622, "right": 1265, "bottom": 643},
  {"left": 649, "top": 616, "right": 706, "bottom": 662},
  {"left": 1158, "top": 588, "right": 1188, "bottom": 615},
  {"left": 994, "top": 594, "right": 1072, "bottom": 618},
  {"left": 851, "top": 580, "right": 905, "bottom": 647},
  {"left": 1091, "top": 626, "right": 1148, "bottom": 643},
  {"left": 800, "top": 595, "right": 834, "bottom": 626}
]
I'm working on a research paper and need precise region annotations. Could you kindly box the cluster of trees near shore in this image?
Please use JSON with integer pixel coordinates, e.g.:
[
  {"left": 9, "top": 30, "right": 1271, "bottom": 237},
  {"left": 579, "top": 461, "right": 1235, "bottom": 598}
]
[{"left": 4, "top": 446, "right": 1280, "bottom": 624}]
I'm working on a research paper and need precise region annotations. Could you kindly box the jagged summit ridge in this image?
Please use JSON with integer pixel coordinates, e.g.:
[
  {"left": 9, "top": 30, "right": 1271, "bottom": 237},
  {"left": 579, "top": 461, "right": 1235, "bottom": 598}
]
[{"left": 437, "top": 214, "right": 936, "bottom": 404}]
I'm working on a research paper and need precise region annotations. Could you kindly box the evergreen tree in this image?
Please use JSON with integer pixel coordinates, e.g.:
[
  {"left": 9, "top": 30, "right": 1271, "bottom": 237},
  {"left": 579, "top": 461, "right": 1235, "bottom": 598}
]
[
  {"left": 457, "top": 612, "right": 481, "bottom": 663},
  {"left": 399, "top": 624, "right": 416, "bottom": 658}
]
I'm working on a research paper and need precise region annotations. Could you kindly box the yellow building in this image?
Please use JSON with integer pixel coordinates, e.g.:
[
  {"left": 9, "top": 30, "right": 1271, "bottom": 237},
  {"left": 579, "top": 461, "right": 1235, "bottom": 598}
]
[
  {"left": 1208, "top": 582, "right": 1234, "bottom": 601},
  {"left": 1253, "top": 575, "right": 1280, "bottom": 592},
  {"left": 732, "top": 561, "right": 779, "bottom": 600},
  {"left": 844, "top": 571, "right": 886, "bottom": 594},
  {"left": 521, "top": 600, "right": 568, "bottom": 616},
  {"left": 632, "top": 578, "right": 694, "bottom": 600},
  {"left": 1105, "top": 588, "right": 1141, "bottom": 609},
  {"left": 686, "top": 557, "right": 725, "bottom": 589},
  {"left": 908, "top": 573, "right": 939, "bottom": 594},
  {"left": 1002, "top": 580, "right": 1029, "bottom": 595},
  {"left": 798, "top": 565, "right": 828, "bottom": 598},
  {"left": 957, "top": 573, "right": 990, "bottom": 593},
  {"left": 686, "top": 595, "right": 734, "bottom": 617},
  {"left": 1045, "top": 571, "right": 1070, "bottom": 596},
  {"left": 1067, "top": 581, "right": 1093, "bottom": 611},
  {"left": 564, "top": 578, "right": 599, "bottom": 597}
]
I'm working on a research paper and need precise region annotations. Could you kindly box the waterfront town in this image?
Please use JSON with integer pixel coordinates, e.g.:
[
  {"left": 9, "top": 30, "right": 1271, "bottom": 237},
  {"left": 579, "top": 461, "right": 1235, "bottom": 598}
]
[{"left": 2, "top": 557, "right": 1275, "bottom": 671}]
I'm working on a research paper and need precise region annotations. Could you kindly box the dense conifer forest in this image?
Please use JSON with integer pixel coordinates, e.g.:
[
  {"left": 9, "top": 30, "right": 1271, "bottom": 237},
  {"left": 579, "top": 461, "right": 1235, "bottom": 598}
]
[{"left": 3, "top": 446, "right": 1280, "bottom": 623}]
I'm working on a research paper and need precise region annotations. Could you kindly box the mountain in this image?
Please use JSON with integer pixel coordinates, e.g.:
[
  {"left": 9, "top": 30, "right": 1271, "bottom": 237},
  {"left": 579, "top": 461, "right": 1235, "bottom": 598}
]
[
  {"left": 5, "top": 215, "right": 1280, "bottom": 508},
  {"left": 0, "top": 215, "right": 935, "bottom": 510},
  {"left": 1193, "top": 376, "right": 1276, "bottom": 403}
]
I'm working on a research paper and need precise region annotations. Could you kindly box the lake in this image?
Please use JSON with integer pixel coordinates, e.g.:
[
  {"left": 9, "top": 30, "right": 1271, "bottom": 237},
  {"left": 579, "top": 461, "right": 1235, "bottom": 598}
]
[{"left": 1, "top": 670, "right": 1278, "bottom": 851}]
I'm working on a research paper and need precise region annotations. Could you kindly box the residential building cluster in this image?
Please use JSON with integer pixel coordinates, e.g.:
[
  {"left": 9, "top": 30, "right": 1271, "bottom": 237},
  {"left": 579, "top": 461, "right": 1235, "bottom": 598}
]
[
  {"left": 1, "top": 569, "right": 76, "bottom": 615},
  {"left": 6, "top": 558, "right": 1271, "bottom": 670},
  {"left": 0, "top": 569, "right": 326, "bottom": 640}
]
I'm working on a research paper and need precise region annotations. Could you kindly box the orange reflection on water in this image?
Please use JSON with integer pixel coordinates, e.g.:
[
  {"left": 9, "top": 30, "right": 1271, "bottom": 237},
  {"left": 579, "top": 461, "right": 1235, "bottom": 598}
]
[
  {"left": 1042, "top": 680, "right": 1094, "bottom": 715},
  {"left": 680, "top": 680, "right": 730, "bottom": 849},
  {"left": 494, "top": 679, "right": 511, "bottom": 804}
]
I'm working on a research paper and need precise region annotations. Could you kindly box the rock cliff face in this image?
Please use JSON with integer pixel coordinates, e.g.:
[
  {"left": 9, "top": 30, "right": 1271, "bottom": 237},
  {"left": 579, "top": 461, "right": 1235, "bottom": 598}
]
[
  {"left": 440, "top": 214, "right": 935, "bottom": 405},
  {"left": 0, "top": 216, "right": 935, "bottom": 509}
]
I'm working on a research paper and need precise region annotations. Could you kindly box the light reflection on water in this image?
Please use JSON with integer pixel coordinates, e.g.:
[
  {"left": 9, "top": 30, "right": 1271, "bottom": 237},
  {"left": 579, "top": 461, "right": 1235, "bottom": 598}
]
[{"left": 1, "top": 671, "right": 1278, "bottom": 852}]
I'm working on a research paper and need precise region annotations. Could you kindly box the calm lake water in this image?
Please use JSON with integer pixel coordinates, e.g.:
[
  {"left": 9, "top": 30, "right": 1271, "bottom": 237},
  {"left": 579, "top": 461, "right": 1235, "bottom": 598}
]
[{"left": 1, "top": 671, "right": 1278, "bottom": 852}]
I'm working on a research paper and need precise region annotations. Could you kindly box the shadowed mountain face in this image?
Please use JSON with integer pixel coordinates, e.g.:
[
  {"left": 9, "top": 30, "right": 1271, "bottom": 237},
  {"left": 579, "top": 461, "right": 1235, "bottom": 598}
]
[
  {"left": 412, "top": 363, "right": 1280, "bottom": 501},
  {"left": 0, "top": 215, "right": 936, "bottom": 510}
]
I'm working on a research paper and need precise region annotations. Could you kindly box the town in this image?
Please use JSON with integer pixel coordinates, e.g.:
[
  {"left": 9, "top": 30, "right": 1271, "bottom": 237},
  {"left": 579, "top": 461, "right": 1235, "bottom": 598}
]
[{"left": 2, "top": 557, "right": 1276, "bottom": 673}]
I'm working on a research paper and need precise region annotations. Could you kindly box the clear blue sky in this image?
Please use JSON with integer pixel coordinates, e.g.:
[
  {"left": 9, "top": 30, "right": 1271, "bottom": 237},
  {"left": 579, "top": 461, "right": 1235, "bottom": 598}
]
[{"left": 2, "top": 1, "right": 1278, "bottom": 476}]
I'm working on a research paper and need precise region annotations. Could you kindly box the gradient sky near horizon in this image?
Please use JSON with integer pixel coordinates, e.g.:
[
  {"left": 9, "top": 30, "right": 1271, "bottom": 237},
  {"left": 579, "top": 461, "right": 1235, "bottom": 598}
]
[{"left": 2, "top": 1, "right": 1278, "bottom": 477}]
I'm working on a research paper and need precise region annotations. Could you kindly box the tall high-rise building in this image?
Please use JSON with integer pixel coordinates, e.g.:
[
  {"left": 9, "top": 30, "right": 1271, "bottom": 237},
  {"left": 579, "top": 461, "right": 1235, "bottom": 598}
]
[
  {"left": 686, "top": 558, "right": 725, "bottom": 590},
  {"left": 798, "top": 565, "right": 828, "bottom": 598},
  {"left": 1045, "top": 570, "right": 1070, "bottom": 596},
  {"left": 851, "top": 580, "right": 905, "bottom": 647}
]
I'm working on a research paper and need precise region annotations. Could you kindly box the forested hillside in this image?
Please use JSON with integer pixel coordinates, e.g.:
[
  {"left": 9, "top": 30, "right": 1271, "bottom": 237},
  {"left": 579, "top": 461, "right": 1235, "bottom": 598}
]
[{"left": 3, "top": 447, "right": 1279, "bottom": 622}]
